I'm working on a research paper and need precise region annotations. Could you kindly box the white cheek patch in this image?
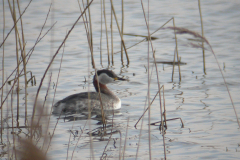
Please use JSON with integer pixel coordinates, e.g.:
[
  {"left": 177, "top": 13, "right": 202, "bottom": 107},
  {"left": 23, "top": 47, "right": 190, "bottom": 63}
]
[{"left": 98, "top": 73, "right": 113, "bottom": 84}]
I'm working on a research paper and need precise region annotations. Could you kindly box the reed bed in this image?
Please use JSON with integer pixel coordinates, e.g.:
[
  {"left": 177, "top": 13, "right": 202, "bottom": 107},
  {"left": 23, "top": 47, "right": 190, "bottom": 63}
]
[{"left": 0, "top": 0, "right": 237, "bottom": 160}]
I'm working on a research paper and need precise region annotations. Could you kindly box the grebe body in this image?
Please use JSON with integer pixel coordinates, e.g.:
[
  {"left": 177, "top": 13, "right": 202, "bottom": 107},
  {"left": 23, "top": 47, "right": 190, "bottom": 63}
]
[{"left": 53, "top": 69, "right": 125, "bottom": 114}]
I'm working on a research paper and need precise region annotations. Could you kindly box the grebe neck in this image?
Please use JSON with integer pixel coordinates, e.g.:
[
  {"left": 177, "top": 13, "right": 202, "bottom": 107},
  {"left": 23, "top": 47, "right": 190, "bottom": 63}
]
[{"left": 93, "top": 78, "right": 114, "bottom": 95}]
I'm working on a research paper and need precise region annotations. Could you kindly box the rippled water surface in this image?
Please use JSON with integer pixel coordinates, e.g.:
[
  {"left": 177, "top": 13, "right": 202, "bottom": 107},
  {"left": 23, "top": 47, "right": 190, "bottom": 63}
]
[{"left": 1, "top": 0, "right": 240, "bottom": 159}]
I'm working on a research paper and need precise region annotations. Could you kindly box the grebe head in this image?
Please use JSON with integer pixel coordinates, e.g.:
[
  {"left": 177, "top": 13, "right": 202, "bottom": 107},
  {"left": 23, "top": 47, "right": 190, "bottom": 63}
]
[{"left": 93, "top": 70, "right": 126, "bottom": 93}]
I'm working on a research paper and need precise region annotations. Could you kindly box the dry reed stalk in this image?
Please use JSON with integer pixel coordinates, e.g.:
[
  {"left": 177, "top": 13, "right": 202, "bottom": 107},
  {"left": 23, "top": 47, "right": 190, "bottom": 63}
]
[
  {"left": 198, "top": 0, "right": 206, "bottom": 74},
  {"left": 100, "top": 112, "right": 115, "bottom": 160},
  {"left": 80, "top": 0, "right": 95, "bottom": 68},
  {"left": 150, "top": 117, "right": 184, "bottom": 129},
  {"left": 0, "top": 6, "right": 56, "bottom": 110},
  {"left": 134, "top": 90, "right": 160, "bottom": 127},
  {"left": 44, "top": 40, "right": 65, "bottom": 154},
  {"left": 142, "top": 1, "right": 152, "bottom": 159},
  {"left": 134, "top": 34, "right": 163, "bottom": 160},
  {"left": 140, "top": 0, "right": 168, "bottom": 158},
  {"left": 111, "top": 4, "right": 114, "bottom": 65},
  {"left": 70, "top": 113, "right": 94, "bottom": 160},
  {"left": 118, "top": 130, "right": 122, "bottom": 160},
  {"left": 100, "top": 0, "right": 103, "bottom": 65},
  {"left": 87, "top": 47, "right": 95, "bottom": 159},
  {"left": 10, "top": 89, "right": 17, "bottom": 159},
  {"left": 1, "top": 6, "right": 54, "bottom": 148},
  {"left": 83, "top": 11, "right": 96, "bottom": 157},
  {"left": 66, "top": 131, "right": 72, "bottom": 160},
  {"left": 16, "top": 0, "right": 28, "bottom": 125},
  {"left": 103, "top": 0, "right": 110, "bottom": 65},
  {"left": 171, "top": 47, "right": 176, "bottom": 81},
  {"left": 31, "top": 1, "right": 94, "bottom": 137},
  {"left": 114, "top": 17, "right": 173, "bottom": 55},
  {"left": 0, "top": 0, "right": 33, "bottom": 48},
  {"left": 168, "top": 26, "right": 240, "bottom": 129},
  {"left": 121, "top": 0, "right": 124, "bottom": 64},
  {"left": 162, "top": 85, "right": 167, "bottom": 129},
  {"left": 10, "top": 0, "right": 21, "bottom": 127},
  {"left": 122, "top": 117, "right": 129, "bottom": 160},
  {"left": 14, "top": 102, "right": 49, "bottom": 160},
  {"left": 87, "top": 0, "right": 93, "bottom": 51},
  {"left": 44, "top": 111, "right": 62, "bottom": 155},
  {"left": 109, "top": 0, "right": 129, "bottom": 65},
  {"left": 1, "top": 0, "right": 6, "bottom": 143},
  {"left": 94, "top": 71, "right": 106, "bottom": 127},
  {"left": 88, "top": 119, "right": 95, "bottom": 159},
  {"left": 77, "top": 0, "right": 95, "bottom": 69},
  {"left": 86, "top": 0, "right": 95, "bottom": 69},
  {"left": 172, "top": 17, "right": 181, "bottom": 81},
  {"left": 6, "top": 84, "right": 10, "bottom": 160},
  {"left": 32, "top": 73, "right": 52, "bottom": 142}
]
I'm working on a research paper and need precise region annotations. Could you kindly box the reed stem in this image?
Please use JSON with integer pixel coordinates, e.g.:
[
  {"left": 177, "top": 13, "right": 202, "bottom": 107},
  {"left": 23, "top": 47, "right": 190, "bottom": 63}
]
[
  {"left": 173, "top": 17, "right": 181, "bottom": 81},
  {"left": 1, "top": 0, "right": 6, "bottom": 143},
  {"left": 109, "top": 0, "right": 129, "bottom": 65},
  {"left": 103, "top": 0, "right": 110, "bottom": 65},
  {"left": 198, "top": 0, "right": 206, "bottom": 74}
]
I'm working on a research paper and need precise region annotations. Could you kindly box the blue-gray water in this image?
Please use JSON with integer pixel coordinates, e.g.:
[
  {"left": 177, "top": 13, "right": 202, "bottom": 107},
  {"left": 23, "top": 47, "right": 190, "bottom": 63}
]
[{"left": 0, "top": 0, "right": 240, "bottom": 159}]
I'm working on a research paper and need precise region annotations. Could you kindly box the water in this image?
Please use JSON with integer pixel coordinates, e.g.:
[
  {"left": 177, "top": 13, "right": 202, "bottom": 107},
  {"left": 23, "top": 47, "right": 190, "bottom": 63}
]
[{"left": 0, "top": 0, "right": 240, "bottom": 159}]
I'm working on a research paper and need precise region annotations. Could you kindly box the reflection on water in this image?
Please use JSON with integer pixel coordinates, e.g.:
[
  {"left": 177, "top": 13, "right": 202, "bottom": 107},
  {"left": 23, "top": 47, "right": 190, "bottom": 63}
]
[{"left": 1, "top": 0, "right": 240, "bottom": 159}]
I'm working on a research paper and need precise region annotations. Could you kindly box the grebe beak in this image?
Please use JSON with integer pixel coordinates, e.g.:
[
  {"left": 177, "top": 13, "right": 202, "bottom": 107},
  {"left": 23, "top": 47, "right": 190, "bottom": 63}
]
[{"left": 114, "top": 77, "right": 126, "bottom": 81}]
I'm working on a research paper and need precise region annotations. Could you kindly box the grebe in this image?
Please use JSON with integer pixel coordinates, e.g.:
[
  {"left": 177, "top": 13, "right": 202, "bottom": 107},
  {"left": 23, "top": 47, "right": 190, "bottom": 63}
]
[{"left": 53, "top": 69, "right": 126, "bottom": 114}]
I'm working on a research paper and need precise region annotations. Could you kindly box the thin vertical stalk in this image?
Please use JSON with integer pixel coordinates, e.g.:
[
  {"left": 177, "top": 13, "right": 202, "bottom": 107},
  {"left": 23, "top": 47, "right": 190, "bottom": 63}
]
[
  {"left": 198, "top": 0, "right": 206, "bottom": 74},
  {"left": 109, "top": 0, "right": 129, "bottom": 65},
  {"left": 44, "top": 29, "right": 64, "bottom": 154},
  {"left": 8, "top": 0, "right": 28, "bottom": 127},
  {"left": 171, "top": 47, "right": 176, "bottom": 81},
  {"left": 77, "top": 0, "right": 95, "bottom": 68},
  {"left": 121, "top": 0, "right": 124, "bottom": 64},
  {"left": 1, "top": 0, "right": 6, "bottom": 143},
  {"left": 6, "top": 84, "right": 10, "bottom": 160},
  {"left": 87, "top": 0, "right": 95, "bottom": 67},
  {"left": 135, "top": 69, "right": 159, "bottom": 159},
  {"left": 87, "top": 0, "right": 93, "bottom": 53},
  {"left": 85, "top": 0, "right": 95, "bottom": 68},
  {"left": 162, "top": 85, "right": 167, "bottom": 128},
  {"left": 0, "top": 0, "right": 33, "bottom": 48},
  {"left": 168, "top": 26, "right": 240, "bottom": 129},
  {"left": 103, "top": 0, "right": 110, "bottom": 65},
  {"left": 11, "top": 90, "right": 17, "bottom": 160},
  {"left": 12, "top": 0, "right": 20, "bottom": 127},
  {"left": 78, "top": 1, "right": 106, "bottom": 130},
  {"left": 0, "top": 16, "right": 56, "bottom": 110},
  {"left": 100, "top": 0, "right": 103, "bottom": 65},
  {"left": 16, "top": 0, "right": 28, "bottom": 125},
  {"left": 111, "top": 2, "right": 114, "bottom": 65},
  {"left": 147, "top": 0, "right": 152, "bottom": 159},
  {"left": 173, "top": 17, "right": 181, "bottom": 81},
  {"left": 122, "top": 117, "right": 129, "bottom": 160},
  {"left": 31, "top": 0, "right": 94, "bottom": 137},
  {"left": 140, "top": 0, "right": 166, "bottom": 158}
]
